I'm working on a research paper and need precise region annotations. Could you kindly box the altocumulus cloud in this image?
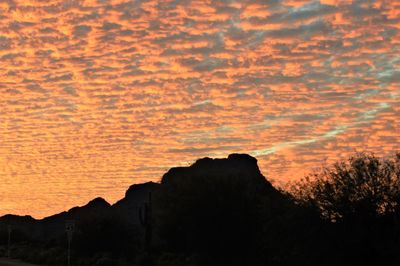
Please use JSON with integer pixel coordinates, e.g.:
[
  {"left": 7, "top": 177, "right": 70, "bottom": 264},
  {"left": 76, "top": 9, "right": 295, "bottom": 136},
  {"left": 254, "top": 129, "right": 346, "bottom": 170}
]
[{"left": 0, "top": 0, "right": 399, "bottom": 218}]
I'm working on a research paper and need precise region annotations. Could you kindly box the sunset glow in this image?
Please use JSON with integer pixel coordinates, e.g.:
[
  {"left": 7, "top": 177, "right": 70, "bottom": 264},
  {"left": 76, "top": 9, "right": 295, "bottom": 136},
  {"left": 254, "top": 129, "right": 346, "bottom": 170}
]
[{"left": 0, "top": 0, "right": 399, "bottom": 218}]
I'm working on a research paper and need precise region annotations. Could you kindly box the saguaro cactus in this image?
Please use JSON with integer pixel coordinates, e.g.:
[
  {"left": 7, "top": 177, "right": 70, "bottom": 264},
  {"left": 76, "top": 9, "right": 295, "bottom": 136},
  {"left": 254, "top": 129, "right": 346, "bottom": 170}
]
[
  {"left": 139, "top": 192, "right": 153, "bottom": 250},
  {"left": 7, "top": 225, "right": 12, "bottom": 258}
]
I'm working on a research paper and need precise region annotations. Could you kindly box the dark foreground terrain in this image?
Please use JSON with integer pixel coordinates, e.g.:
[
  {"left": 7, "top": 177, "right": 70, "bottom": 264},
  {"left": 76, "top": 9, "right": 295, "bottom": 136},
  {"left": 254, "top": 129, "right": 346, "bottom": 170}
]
[
  {"left": 0, "top": 258, "right": 38, "bottom": 266},
  {"left": 1, "top": 152, "right": 400, "bottom": 266}
]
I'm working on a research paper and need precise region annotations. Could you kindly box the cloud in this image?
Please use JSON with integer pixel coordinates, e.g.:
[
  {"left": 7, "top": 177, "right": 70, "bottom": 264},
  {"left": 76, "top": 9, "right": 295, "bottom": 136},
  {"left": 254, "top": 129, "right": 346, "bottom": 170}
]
[
  {"left": 0, "top": 0, "right": 399, "bottom": 218},
  {"left": 73, "top": 25, "right": 92, "bottom": 37},
  {"left": 0, "top": 36, "right": 11, "bottom": 50},
  {"left": 63, "top": 86, "right": 78, "bottom": 96},
  {"left": 267, "top": 19, "right": 331, "bottom": 38},
  {"left": 265, "top": 2, "right": 337, "bottom": 23}
]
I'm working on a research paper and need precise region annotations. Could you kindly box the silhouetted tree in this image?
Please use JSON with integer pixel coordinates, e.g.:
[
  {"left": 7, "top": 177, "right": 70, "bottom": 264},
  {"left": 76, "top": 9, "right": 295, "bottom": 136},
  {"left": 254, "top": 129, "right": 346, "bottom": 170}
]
[
  {"left": 290, "top": 152, "right": 400, "bottom": 266},
  {"left": 291, "top": 152, "right": 400, "bottom": 222}
]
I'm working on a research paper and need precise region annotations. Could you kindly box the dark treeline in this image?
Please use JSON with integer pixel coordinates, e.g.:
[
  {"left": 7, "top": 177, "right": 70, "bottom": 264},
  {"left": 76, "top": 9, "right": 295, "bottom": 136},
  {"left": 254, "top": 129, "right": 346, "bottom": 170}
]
[{"left": 1, "top": 152, "right": 400, "bottom": 266}]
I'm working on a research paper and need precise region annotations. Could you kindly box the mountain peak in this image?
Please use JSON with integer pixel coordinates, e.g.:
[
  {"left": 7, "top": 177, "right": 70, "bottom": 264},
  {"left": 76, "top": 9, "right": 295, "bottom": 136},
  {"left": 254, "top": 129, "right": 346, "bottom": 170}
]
[
  {"left": 161, "top": 153, "right": 268, "bottom": 186},
  {"left": 87, "top": 197, "right": 110, "bottom": 208},
  {"left": 227, "top": 153, "right": 258, "bottom": 163},
  {"left": 0, "top": 214, "right": 36, "bottom": 222}
]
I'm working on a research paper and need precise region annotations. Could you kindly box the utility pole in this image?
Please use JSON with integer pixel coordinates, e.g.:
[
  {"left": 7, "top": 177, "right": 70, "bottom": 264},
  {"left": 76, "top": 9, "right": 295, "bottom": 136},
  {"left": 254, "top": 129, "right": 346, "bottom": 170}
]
[
  {"left": 7, "top": 225, "right": 12, "bottom": 258},
  {"left": 65, "top": 220, "right": 75, "bottom": 266}
]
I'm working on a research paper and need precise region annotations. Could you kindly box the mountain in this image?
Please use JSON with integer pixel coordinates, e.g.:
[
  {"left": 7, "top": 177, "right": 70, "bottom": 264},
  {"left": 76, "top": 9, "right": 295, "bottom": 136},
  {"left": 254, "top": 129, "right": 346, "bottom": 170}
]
[
  {"left": 155, "top": 153, "right": 285, "bottom": 263},
  {"left": 0, "top": 197, "right": 112, "bottom": 241},
  {"left": 162, "top": 153, "right": 270, "bottom": 186},
  {"left": 113, "top": 181, "right": 160, "bottom": 225},
  {"left": 161, "top": 153, "right": 280, "bottom": 200},
  {"left": 0, "top": 153, "right": 276, "bottom": 242}
]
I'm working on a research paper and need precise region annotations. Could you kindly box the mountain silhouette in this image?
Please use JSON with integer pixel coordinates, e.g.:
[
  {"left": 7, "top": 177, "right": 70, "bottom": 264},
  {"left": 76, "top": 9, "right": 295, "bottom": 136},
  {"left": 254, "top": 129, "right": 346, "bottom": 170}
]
[
  {"left": 3, "top": 152, "right": 399, "bottom": 266},
  {"left": 0, "top": 154, "right": 268, "bottom": 232},
  {"left": 0, "top": 153, "right": 313, "bottom": 266},
  {"left": 162, "top": 153, "right": 269, "bottom": 186},
  {"left": 0, "top": 197, "right": 112, "bottom": 241},
  {"left": 2, "top": 154, "right": 272, "bottom": 241},
  {"left": 113, "top": 181, "right": 160, "bottom": 226}
]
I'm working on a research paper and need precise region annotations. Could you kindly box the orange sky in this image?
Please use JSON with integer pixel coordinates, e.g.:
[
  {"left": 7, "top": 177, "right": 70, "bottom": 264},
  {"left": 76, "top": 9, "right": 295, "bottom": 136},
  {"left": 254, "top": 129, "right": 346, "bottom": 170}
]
[{"left": 0, "top": 0, "right": 399, "bottom": 218}]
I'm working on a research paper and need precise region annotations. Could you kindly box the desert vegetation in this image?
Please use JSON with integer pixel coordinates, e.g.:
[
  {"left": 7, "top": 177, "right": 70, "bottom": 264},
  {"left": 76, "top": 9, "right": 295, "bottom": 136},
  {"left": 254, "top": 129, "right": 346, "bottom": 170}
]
[{"left": 1, "top": 152, "right": 400, "bottom": 266}]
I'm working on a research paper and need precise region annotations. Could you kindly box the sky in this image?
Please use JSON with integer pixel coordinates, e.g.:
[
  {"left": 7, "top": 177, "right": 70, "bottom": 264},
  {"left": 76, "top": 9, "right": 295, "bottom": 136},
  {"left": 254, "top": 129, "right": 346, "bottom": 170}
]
[{"left": 0, "top": 0, "right": 399, "bottom": 218}]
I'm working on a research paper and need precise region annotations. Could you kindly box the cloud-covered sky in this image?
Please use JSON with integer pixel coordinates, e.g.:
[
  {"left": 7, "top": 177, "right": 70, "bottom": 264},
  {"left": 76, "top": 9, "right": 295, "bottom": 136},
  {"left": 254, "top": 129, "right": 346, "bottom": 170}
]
[{"left": 0, "top": 0, "right": 399, "bottom": 218}]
